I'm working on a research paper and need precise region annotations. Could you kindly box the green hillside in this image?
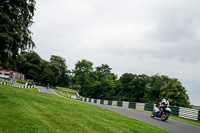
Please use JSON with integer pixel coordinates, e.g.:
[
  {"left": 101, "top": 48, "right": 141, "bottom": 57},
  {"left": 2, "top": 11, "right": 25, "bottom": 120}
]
[{"left": 0, "top": 84, "right": 170, "bottom": 133}]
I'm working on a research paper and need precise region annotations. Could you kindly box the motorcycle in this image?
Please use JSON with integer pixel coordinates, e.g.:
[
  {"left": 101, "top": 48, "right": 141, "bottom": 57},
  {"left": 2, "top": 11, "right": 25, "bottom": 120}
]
[{"left": 151, "top": 106, "right": 172, "bottom": 121}]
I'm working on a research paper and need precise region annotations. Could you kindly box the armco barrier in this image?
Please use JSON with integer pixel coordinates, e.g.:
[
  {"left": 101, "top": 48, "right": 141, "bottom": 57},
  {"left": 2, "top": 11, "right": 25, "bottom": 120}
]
[
  {"left": 89, "top": 98, "right": 91, "bottom": 102},
  {"left": 117, "top": 101, "right": 123, "bottom": 107},
  {"left": 86, "top": 98, "right": 89, "bottom": 102},
  {"left": 104, "top": 100, "right": 108, "bottom": 105},
  {"left": 100, "top": 99, "right": 104, "bottom": 104},
  {"left": 112, "top": 101, "right": 117, "bottom": 106},
  {"left": 170, "top": 106, "right": 179, "bottom": 116},
  {"left": 136, "top": 103, "right": 145, "bottom": 110},
  {"left": 144, "top": 103, "right": 154, "bottom": 111},
  {"left": 97, "top": 99, "right": 101, "bottom": 104},
  {"left": 123, "top": 101, "right": 129, "bottom": 108},
  {"left": 128, "top": 102, "right": 136, "bottom": 109},
  {"left": 108, "top": 100, "right": 112, "bottom": 105},
  {"left": 179, "top": 107, "right": 199, "bottom": 120},
  {"left": 91, "top": 98, "right": 94, "bottom": 103},
  {"left": 94, "top": 99, "right": 97, "bottom": 103}
]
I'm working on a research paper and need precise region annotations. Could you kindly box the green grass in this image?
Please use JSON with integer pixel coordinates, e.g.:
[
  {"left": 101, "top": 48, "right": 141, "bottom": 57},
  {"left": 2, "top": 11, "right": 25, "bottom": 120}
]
[
  {"left": 0, "top": 78, "right": 25, "bottom": 86},
  {"left": 56, "top": 86, "right": 78, "bottom": 92},
  {"left": 53, "top": 89, "right": 77, "bottom": 98},
  {"left": 0, "top": 84, "right": 171, "bottom": 133}
]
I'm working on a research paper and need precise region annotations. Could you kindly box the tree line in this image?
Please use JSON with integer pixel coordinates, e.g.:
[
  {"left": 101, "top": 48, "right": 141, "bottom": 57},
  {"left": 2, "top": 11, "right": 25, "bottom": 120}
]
[{"left": 1, "top": 51, "right": 191, "bottom": 108}]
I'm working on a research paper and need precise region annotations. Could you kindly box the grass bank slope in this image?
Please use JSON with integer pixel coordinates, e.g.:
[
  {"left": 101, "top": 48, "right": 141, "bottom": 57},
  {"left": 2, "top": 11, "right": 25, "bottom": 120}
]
[{"left": 0, "top": 85, "right": 170, "bottom": 133}]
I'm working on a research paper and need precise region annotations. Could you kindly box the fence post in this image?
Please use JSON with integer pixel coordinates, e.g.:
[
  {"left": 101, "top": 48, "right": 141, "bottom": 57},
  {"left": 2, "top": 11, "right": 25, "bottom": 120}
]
[{"left": 198, "top": 110, "right": 200, "bottom": 121}]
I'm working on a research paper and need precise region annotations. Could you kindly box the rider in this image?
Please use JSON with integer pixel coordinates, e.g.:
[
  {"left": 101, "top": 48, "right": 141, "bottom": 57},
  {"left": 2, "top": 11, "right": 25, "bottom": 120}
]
[{"left": 156, "top": 99, "right": 169, "bottom": 115}]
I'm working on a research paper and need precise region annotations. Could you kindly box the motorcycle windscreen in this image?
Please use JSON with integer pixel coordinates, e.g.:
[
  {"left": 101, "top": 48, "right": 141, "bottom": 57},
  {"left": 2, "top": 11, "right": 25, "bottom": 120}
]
[{"left": 164, "top": 108, "right": 172, "bottom": 112}]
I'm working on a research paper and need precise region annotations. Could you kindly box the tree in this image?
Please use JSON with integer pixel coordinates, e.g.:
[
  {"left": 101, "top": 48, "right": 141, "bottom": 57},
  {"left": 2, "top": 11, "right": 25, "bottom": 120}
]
[
  {"left": 143, "top": 74, "right": 170, "bottom": 103},
  {"left": 97, "top": 74, "right": 116, "bottom": 100},
  {"left": 50, "top": 55, "right": 70, "bottom": 87},
  {"left": 96, "top": 64, "right": 111, "bottom": 75},
  {"left": 16, "top": 51, "right": 41, "bottom": 81},
  {"left": 73, "top": 59, "right": 94, "bottom": 96},
  {"left": 0, "top": 0, "right": 36, "bottom": 67},
  {"left": 40, "top": 60, "right": 58, "bottom": 86},
  {"left": 160, "top": 78, "right": 191, "bottom": 108},
  {"left": 116, "top": 73, "right": 135, "bottom": 101},
  {"left": 94, "top": 64, "right": 117, "bottom": 99},
  {"left": 131, "top": 74, "right": 149, "bottom": 102}
]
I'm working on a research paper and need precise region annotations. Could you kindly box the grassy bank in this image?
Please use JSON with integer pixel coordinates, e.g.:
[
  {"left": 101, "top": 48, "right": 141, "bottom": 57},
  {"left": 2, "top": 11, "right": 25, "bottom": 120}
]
[
  {"left": 56, "top": 86, "right": 78, "bottom": 92},
  {"left": 0, "top": 84, "right": 170, "bottom": 133}
]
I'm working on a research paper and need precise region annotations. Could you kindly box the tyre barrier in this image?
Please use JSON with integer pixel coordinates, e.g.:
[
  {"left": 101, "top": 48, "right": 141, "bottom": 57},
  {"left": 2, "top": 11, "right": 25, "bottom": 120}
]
[
  {"left": 198, "top": 110, "right": 200, "bottom": 121},
  {"left": 144, "top": 103, "right": 154, "bottom": 111},
  {"left": 170, "top": 106, "right": 179, "bottom": 116}
]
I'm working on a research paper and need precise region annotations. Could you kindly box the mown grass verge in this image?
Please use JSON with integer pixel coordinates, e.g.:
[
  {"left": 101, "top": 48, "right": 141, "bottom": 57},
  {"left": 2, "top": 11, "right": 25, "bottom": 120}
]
[
  {"left": 56, "top": 86, "right": 77, "bottom": 92},
  {"left": 53, "top": 89, "right": 77, "bottom": 98},
  {"left": 0, "top": 84, "right": 171, "bottom": 133}
]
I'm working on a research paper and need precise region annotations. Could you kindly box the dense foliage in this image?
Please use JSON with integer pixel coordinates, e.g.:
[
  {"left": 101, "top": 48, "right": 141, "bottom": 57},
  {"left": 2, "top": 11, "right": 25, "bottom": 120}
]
[
  {"left": 1, "top": 50, "right": 191, "bottom": 107},
  {"left": 0, "top": 0, "right": 36, "bottom": 67}
]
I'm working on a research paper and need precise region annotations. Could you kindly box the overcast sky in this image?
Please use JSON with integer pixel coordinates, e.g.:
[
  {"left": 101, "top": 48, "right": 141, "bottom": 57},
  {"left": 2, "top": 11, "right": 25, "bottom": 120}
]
[{"left": 31, "top": 0, "right": 200, "bottom": 106}]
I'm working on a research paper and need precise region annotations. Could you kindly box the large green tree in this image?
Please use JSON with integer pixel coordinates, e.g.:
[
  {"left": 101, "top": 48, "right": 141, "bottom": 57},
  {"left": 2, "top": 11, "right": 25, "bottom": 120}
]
[
  {"left": 73, "top": 59, "right": 94, "bottom": 96},
  {"left": 16, "top": 51, "right": 41, "bottom": 81},
  {"left": 116, "top": 73, "right": 149, "bottom": 102},
  {"left": 160, "top": 78, "right": 191, "bottom": 108},
  {"left": 39, "top": 60, "right": 56, "bottom": 86},
  {"left": 0, "top": 0, "right": 36, "bottom": 67},
  {"left": 143, "top": 74, "right": 170, "bottom": 103},
  {"left": 50, "top": 55, "right": 70, "bottom": 87},
  {"left": 94, "top": 64, "right": 117, "bottom": 99}
]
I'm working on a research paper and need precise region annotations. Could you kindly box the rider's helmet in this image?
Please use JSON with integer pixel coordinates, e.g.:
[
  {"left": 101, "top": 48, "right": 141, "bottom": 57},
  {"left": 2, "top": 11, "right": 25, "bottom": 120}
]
[{"left": 161, "top": 99, "right": 167, "bottom": 105}]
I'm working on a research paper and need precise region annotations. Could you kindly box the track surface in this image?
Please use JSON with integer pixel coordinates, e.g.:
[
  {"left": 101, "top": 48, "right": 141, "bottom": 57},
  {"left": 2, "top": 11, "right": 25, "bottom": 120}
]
[
  {"left": 38, "top": 86, "right": 57, "bottom": 95},
  {"left": 90, "top": 103, "right": 200, "bottom": 133}
]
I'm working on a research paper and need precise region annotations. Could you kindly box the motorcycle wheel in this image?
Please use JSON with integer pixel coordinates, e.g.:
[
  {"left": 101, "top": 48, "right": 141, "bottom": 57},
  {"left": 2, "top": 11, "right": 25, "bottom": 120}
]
[
  {"left": 161, "top": 112, "right": 169, "bottom": 121},
  {"left": 151, "top": 110, "right": 155, "bottom": 118}
]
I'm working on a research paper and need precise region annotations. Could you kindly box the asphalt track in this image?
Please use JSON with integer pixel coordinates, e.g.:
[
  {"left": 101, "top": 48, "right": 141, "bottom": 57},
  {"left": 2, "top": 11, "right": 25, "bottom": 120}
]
[
  {"left": 90, "top": 103, "right": 200, "bottom": 133},
  {"left": 38, "top": 86, "right": 57, "bottom": 95}
]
